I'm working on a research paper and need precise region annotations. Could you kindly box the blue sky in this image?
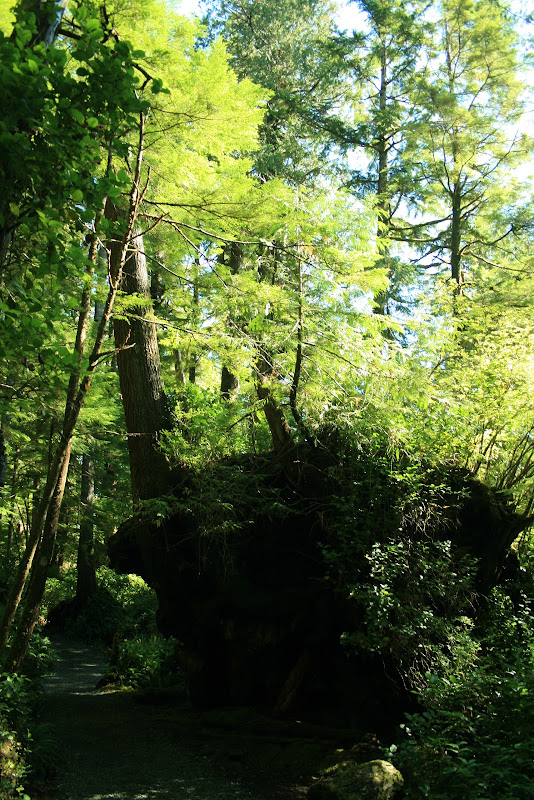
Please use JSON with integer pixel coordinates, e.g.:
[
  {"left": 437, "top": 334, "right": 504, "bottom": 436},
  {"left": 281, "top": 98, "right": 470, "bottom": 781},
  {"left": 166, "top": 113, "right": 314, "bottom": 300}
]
[{"left": 174, "top": 0, "right": 359, "bottom": 32}]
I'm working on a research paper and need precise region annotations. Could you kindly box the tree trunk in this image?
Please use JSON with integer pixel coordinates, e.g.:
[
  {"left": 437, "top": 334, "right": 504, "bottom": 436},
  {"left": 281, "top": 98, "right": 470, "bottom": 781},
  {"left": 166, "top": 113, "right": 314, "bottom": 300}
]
[
  {"left": 0, "top": 422, "right": 6, "bottom": 491},
  {"left": 187, "top": 260, "right": 200, "bottom": 386},
  {"left": 373, "top": 37, "right": 392, "bottom": 321},
  {"left": 256, "top": 347, "right": 297, "bottom": 480},
  {"left": 221, "top": 365, "right": 239, "bottom": 400},
  {"left": 450, "top": 180, "right": 462, "bottom": 285},
  {"left": 0, "top": 57, "right": 147, "bottom": 669},
  {"left": 173, "top": 347, "right": 187, "bottom": 386},
  {"left": 5, "top": 448, "right": 20, "bottom": 562},
  {"left": 219, "top": 243, "right": 241, "bottom": 399},
  {"left": 0, "top": 209, "right": 127, "bottom": 663},
  {"left": 4, "top": 444, "right": 71, "bottom": 672},
  {"left": 12, "top": 0, "right": 68, "bottom": 46},
  {"left": 108, "top": 216, "right": 174, "bottom": 502},
  {"left": 76, "top": 452, "right": 97, "bottom": 607}
]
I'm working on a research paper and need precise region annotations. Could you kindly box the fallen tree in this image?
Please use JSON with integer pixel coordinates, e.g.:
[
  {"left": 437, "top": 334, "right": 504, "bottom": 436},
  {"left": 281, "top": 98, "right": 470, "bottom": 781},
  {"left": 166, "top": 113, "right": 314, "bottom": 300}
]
[{"left": 108, "top": 433, "right": 531, "bottom": 730}]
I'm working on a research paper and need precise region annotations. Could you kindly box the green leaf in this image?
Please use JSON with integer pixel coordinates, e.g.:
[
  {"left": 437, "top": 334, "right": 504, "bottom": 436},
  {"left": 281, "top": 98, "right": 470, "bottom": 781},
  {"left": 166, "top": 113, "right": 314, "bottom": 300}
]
[
  {"left": 26, "top": 57, "right": 39, "bottom": 73},
  {"left": 9, "top": 203, "right": 20, "bottom": 217},
  {"left": 85, "top": 18, "right": 101, "bottom": 32},
  {"left": 70, "top": 108, "right": 85, "bottom": 125},
  {"left": 86, "top": 117, "right": 99, "bottom": 128},
  {"left": 71, "top": 189, "right": 84, "bottom": 203},
  {"left": 116, "top": 169, "right": 130, "bottom": 184}
]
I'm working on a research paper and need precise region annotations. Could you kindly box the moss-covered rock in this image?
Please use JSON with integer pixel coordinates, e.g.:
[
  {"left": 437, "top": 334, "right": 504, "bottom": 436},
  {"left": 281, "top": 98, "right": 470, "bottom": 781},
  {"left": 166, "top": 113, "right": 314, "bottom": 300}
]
[{"left": 307, "top": 759, "right": 403, "bottom": 800}]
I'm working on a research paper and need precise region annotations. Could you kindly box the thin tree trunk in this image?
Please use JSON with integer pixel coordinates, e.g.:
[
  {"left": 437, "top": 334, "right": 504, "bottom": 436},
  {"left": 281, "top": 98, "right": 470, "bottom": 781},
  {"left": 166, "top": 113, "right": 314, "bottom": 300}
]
[
  {"left": 4, "top": 444, "right": 71, "bottom": 672},
  {"left": 256, "top": 346, "right": 297, "bottom": 480},
  {"left": 0, "top": 260, "right": 119, "bottom": 663},
  {"left": 187, "top": 260, "right": 200, "bottom": 386},
  {"left": 11, "top": 0, "right": 68, "bottom": 47},
  {"left": 0, "top": 121, "right": 145, "bottom": 663},
  {"left": 173, "top": 347, "right": 187, "bottom": 386},
  {"left": 0, "top": 422, "right": 6, "bottom": 491},
  {"left": 450, "top": 180, "right": 462, "bottom": 285},
  {"left": 219, "top": 243, "right": 241, "bottom": 399},
  {"left": 289, "top": 249, "right": 310, "bottom": 442},
  {"left": 254, "top": 243, "right": 297, "bottom": 479},
  {"left": 75, "top": 452, "right": 97, "bottom": 607},
  {"left": 373, "top": 37, "right": 392, "bottom": 321},
  {"left": 6, "top": 448, "right": 20, "bottom": 562}
]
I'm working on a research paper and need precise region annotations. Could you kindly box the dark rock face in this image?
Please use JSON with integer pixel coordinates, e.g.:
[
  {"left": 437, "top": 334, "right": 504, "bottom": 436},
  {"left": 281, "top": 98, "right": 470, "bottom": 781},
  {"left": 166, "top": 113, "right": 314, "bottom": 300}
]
[{"left": 108, "top": 459, "right": 528, "bottom": 729}]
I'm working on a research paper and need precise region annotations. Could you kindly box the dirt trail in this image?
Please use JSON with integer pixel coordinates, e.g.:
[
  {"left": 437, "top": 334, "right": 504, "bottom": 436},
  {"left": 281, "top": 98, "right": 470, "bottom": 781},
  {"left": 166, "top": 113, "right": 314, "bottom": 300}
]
[{"left": 39, "top": 636, "right": 292, "bottom": 800}]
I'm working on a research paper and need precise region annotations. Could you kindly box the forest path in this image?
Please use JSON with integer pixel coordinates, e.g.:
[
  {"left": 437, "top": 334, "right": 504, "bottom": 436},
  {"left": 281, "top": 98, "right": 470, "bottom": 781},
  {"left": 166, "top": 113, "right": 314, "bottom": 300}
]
[{"left": 39, "top": 635, "right": 296, "bottom": 800}]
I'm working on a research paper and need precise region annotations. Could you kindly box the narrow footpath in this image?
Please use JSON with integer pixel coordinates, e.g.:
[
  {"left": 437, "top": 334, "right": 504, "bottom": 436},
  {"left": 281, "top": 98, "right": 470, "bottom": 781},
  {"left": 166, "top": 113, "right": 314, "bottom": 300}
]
[{"left": 39, "top": 636, "right": 304, "bottom": 800}]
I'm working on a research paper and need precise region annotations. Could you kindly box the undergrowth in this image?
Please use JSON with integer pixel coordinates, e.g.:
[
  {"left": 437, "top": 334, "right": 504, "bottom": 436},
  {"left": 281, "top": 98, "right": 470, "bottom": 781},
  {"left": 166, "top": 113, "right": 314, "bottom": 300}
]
[
  {"left": 44, "top": 566, "right": 159, "bottom": 643},
  {"left": 0, "top": 633, "right": 56, "bottom": 799},
  {"left": 107, "top": 634, "right": 183, "bottom": 690},
  {"left": 389, "top": 579, "right": 534, "bottom": 799}
]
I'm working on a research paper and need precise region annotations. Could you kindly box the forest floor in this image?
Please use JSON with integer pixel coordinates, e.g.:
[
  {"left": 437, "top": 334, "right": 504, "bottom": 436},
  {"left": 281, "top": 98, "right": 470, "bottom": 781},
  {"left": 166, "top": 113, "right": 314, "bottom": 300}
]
[{"left": 34, "top": 635, "right": 372, "bottom": 800}]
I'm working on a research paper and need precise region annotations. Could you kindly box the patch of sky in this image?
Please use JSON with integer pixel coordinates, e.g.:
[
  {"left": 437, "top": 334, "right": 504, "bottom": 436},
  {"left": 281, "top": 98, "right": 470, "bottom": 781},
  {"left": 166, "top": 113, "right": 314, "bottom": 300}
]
[{"left": 172, "top": 0, "right": 366, "bottom": 32}]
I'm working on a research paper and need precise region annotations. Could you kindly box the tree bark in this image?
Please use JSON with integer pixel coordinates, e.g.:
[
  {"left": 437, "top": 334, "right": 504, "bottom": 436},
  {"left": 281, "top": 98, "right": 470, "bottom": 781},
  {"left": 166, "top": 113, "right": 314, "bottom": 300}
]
[
  {"left": 219, "top": 243, "right": 241, "bottom": 399},
  {"left": 450, "top": 180, "right": 462, "bottom": 284},
  {"left": 11, "top": 0, "right": 68, "bottom": 47},
  {"left": 108, "top": 215, "right": 174, "bottom": 503},
  {"left": 76, "top": 452, "right": 97, "bottom": 606},
  {"left": 373, "top": 37, "right": 393, "bottom": 321},
  {"left": 187, "top": 260, "right": 200, "bottom": 386},
  {"left": 173, "top": 347, "right": 187, "bottom": 386},
  {"left": 5, "top": 448, "right": 20, "bottom": 562},
  {"left": 221, "top": 365, "right": 239, "bottom": 400},
  {"left": 0, "top": 422, "right": 6, "bottom": 491},
  {"left": 256, "top": 346, "right": 297, "bottom": 480},
  {"left": 4, "top": 444, "right": 71, "bottom": 672}
]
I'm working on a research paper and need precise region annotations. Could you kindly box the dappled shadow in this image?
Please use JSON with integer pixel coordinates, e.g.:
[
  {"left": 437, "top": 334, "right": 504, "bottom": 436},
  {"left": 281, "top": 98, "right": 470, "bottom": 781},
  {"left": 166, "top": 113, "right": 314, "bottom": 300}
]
[
  {"left": 39, "top": 636, "right": 277, "bottom": 800},
  {"left": 43, "top": 636, "right": 108, "bottom": 696}
]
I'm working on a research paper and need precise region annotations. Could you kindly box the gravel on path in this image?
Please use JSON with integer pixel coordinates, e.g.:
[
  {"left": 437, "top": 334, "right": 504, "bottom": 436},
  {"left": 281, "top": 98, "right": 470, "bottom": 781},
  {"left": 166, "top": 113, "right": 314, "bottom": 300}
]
[{"left": 39, "top": 636, "right": 284, "bottom": 800}]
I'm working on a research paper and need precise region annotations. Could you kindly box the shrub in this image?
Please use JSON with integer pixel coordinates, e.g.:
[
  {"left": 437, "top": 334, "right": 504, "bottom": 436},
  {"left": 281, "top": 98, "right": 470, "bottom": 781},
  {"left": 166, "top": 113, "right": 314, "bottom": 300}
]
[
  {"left": 344, "top": 536, "right": 477, "bottom": 690},
  {"left": 110, "top": 634, "right": 182, "bottom": 690},
  {"left": 44, "top": 566, "right": 159, "bottom": 644},
  {"left": 389, "top": 584, "right": 534, "bottom": 799},
  {"left": 0, "top": 674, "right": 32, "bottom": 800}
]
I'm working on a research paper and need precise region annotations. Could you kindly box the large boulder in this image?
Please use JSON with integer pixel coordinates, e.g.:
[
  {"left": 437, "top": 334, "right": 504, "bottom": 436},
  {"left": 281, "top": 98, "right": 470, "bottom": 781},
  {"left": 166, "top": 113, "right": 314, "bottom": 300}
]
[{"left": 307, "top": 760, "right": 403, "bottom": 800}]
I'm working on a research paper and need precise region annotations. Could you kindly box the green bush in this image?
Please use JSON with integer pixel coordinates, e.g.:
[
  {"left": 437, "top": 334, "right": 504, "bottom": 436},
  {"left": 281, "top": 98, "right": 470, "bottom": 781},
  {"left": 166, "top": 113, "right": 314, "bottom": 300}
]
[
  {"left": 18, "top": 633, "right": 56, "bottom": 679},
  {"left": 0, "top": 632, "right": 58, "bottom": 798},
  {"left": 344, "top": 536, "right": 477, "bottom": 690},
  {"left": 0, "top": 674, "right": 32, "bottom": 800},
  {"left": 389, "top": 585, "right": 534, "bottom": 799},
  {"left": 44, "top": 566, "right": 159, "bottom": 643},
  {"left": 111, "top": 634, "right": 182, "bottom": 690},
  {"left": 96, "top": 568, "right": 159, "bottom": 637}
]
